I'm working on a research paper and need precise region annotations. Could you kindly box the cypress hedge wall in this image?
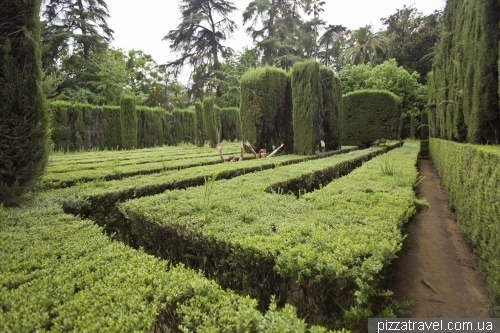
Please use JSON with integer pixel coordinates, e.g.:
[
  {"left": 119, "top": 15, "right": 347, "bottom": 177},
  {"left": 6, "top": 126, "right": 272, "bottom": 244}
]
[
  {"left": 194, "top": 100, "right": 204, "bottom": 147},
  {"left": 172, "top": 107, "right": 196, "bottom": 145},
  {"left": 220, "top": 107, "right": 241, "bottom": 142},
  {"left": 342, "top": 90, "right": 402, "bottom": 147},
  {"left": 428, "top": 0, "right": 500, "bottom": 143},
  {"left": 48, "top": 102, "right": 204, "bottom": 151},
  {"left": 430, "top": 139, "right": 500, "bottom": 315},
  {"left": 291, "top": 60, "right": 323, "bottom": 155},
  {"left": 0, "top": 0, "right": 50, "bottom": 204},
  {"left": 321, "top": 67, "right": 343, "bottom": 151},
  {"left": 240, "top": 66, "right": 292, "bottom": 152},
  {"left": 202, "top": 97, "right": 218, "bottom": 148},
  {"left": 120, "top": 94, "right": 138, "bottom": 150},
  {"left": 137, "top": 107, "right": 164, "bottom": 148},
  {"left": 101, "top": 105, "right": 122, "bottom": 150}
]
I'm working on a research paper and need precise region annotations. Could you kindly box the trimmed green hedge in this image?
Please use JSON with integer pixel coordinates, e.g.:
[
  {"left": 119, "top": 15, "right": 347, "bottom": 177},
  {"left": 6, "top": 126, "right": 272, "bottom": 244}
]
[
  {"left": 119, "top": 94, "right": 138, "bottom": 149},
  {"left": 292, "top": 60, "right": 323, "bottom": 155},
  {"left": 194, "top": 100, "right": 204, "bottom": 147},
  {"left": 0, "top": 205, "right": 337, "bottom": 332},
  {"left": 221, "top": 107, "right": 241, "bottom": 142},
  {"left": 203, "top": 97, "right": 218, "bottom": 147},
  {"left": 342, "top": 90, "right": 401, "bottom": 147},
  {"left": 172, "top": 107, "right": 196, "bottom": 145},
  {"left": 101, "top": 105, "right": 121, "bottom": 150},
  {"left": 321, "top": 68, "right": 343, "bottom": 151},
  {"left": 428, "top": 0, "right": 500, "bottom": 143},
  {"left": 429, "top": 139, "right": 500, "bottom": 315},
  {"left": 137, "top": 106, "right": 164, "bottom": 148},
  {"left": 118, "top": 141, "right": 418, "bottom": 330},
  {"left": 240, "top": 66, "right": 292, "bottom": 152}
]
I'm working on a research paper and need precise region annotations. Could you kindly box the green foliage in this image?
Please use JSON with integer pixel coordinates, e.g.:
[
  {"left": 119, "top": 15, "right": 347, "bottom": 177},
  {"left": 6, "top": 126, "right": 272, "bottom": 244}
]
[
  {"left": 220, "top": 107, "right": 241, "bottom": 141},
  {"left": 137, "top": 107, "right": 164, "bottom": 148},
  {"left": 172, "top": 107, "right": 196, "bottom": 145},
  {"left": 120, "top": 94, "right": 138, "bottom": 149},
  {"left": 339, "top": 25, "right": 389, "bottom": 66},
  {"left": 342, "top": 90, "right": 402, "bottom": 147},
  {"left": 0, "top": 204, "right": 332, "bottom": 332},
  {"left": 240, "top": 66, "right": 292, "bottom": 152},
  {"left": 194, "top": 100, "right": 204, "bottom": 146},
  {"left": 0, "top": 0, "right": 50, "bottom": 205},
  {"left": 339, "top": 59, "right": 426, "bottom": 138},
  {"left": 428, "top": 0, "right": 500, "bottom": 143},
  {"left": 202, "top": 97, "right": 218, "bottom": 147},
  {"left": 430, "top": 139, "right": 500, "bottom": 315},
  {"left": 119, "top": 141, "right": 417, "bottom": 330},
  {"left": 101, "top": 106, "right": 122, "bottom": 150},
  {"left": 380, "top": 5, "right": 442, "bottom": 84},
  {"left": 292, "top": 60, "right": 323, "bottom": 155},
  {"left": 321, "top": 68, "right": 343, "bottom": 151}
]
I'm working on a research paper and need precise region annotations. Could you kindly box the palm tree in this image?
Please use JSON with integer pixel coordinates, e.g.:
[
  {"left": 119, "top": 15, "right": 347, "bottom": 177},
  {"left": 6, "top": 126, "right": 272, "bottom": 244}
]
[{"left": 339, "top": 25, "right": 390, "bottom": 66}]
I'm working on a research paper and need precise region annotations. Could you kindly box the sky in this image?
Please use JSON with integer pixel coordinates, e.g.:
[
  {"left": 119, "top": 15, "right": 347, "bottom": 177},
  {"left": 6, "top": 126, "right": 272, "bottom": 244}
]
[{"left": 106, "top": 0, "right": 446, "bottom": 82}]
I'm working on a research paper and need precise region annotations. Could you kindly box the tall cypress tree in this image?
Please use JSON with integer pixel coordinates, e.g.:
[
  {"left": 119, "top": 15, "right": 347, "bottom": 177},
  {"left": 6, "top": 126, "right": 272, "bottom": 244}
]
[{"left": 0, "top": 0, "right": 50, "bottom": 205}]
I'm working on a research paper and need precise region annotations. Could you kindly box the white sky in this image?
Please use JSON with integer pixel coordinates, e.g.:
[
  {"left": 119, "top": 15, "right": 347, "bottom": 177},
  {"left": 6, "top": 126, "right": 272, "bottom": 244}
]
[{"left": 106, "top": 0, "right": 446, "bottom": 82}]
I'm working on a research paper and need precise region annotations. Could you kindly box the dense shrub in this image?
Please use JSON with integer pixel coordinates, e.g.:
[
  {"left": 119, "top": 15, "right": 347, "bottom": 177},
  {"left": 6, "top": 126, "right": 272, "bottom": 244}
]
[
  {"left": 0, "top": 0, "right": 50, "bottom": 204},
  {"left": 172, "top": 107, "right": 196, "bottom": 145},
  {"left": 240, "top": 66, "right": 292, "bottom": 152},
  {"left": 202, "top": 97, "right": 218, "bottom": 148},
  {"left": 194, "top": 100, "right": 204, "bottom": 146},
  {"left": 430, "top": 139, "right": 500, "bottom": 315},
  {"left": 321, "top": 68, "right": 343, "bottom": 151},
  {"left": 137, "top": 107, "right": 164, "bottom": 148},
  {"left": 339, "top": 59, "right": 426, "bottom": 139},
  {"left": 291, "top": 60, "right": 323, "bottom": 155},
  {"left": 120, "top": 94, "right": 138, "bottom": 149},
  {"left": 428, "top": 0, "right": 500, "bottom": 143},
  {"left": 101, "top": 105, "right": 121, "bottom": 150},
  {"left": 220, "top": 107, "right": 241, "bottom": 141},
  {"left": 342, "top": 90, "right": 401, "bottom": 147}
]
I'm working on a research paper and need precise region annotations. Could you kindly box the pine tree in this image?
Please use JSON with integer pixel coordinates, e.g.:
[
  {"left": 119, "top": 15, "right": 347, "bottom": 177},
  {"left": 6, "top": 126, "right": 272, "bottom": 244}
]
[{"left": 1, "top": 0, "right": 50, "bottom": 205}]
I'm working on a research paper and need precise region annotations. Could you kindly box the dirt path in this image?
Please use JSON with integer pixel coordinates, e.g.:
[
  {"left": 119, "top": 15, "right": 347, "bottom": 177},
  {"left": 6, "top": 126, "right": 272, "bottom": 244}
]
[{"left": 390, "top": 159, "right": 490, "bottom": 318}]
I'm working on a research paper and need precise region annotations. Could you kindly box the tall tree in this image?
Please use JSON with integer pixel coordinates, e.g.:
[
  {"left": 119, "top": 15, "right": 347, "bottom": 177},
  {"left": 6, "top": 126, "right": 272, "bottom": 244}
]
[
  {"left": 164, "top": 0, "right": 237, "bottom": 96},
  {"left": 339, "top": 25, "right": 389, "bottom": 66},
  {"left": 42, "top": 0, "right": 114, "bottom": 62},
  {"left": 243, "top": 0, "right": 306, "bottom": 68},
  {"left": 381, "top": 5, "right": 442, "bottom": 84},
  {"left": 317, "top": 24, "right": 347, "bottom": 71},
  {"left": 1, "top": 0, "right": 50, "bottom": 204},
  {"left": 303, "top": 0, "right": 325, "bottom": 59}
]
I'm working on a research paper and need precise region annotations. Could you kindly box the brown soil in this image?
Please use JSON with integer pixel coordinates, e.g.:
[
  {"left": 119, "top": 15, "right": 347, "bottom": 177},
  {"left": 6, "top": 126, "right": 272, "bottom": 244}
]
[{"left": 390, "top": 159, "right": 490, "bottom": 318}]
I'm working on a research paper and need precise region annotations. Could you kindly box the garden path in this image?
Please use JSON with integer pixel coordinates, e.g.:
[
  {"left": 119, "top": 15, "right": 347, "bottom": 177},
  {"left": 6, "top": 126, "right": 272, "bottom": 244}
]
[{"left": 390, "top": 159, "right": 490, "bottom": 318}]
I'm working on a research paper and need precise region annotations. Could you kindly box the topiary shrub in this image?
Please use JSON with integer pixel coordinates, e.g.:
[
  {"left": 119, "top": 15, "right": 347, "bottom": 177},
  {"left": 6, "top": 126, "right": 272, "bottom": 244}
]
[
  {"left": 240, "top": 66, "right": 292, "bottom": 152},
  {"left": 120, "top": 94, "right": 138, "bottom": 150},
  {"left": 220, "top": 107, "right": 241, "bottom": 142},
  {"left": 342, "top": 89, "right": 402, "bottom": 147},
  {"left": 321, "top": 68, "right": 343, "bottom": 151},
  {"left": 101, "top": 105, "right": 121, "bottom": 150},
  {"left": 202, "top": 97, "right": 218, "bottom": 148},
  {"left": 291, "top": 60, "right": 323, "bottom": 155},
  {"left": 194, "top": 100, "right": 204, "bottom": 147},
  {"left": 0, "top": 0, "right": 50, "bottom": 205},
  {"left": 137, "top": 106, "right": 165, "bottom": 148}
]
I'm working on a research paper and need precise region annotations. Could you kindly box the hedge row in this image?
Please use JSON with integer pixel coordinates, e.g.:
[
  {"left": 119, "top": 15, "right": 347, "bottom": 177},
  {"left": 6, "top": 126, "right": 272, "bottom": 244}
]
[
  {"left": 220, "top": 107, "right": 242, "bottom": 142},
  {"left": 0, "top": 205, "right": 337, "bottom": 332},
  {"left": 429, "top": 139, "right": 500, "bottom": 315},
  {"left": 43, "top": 147, "right": 358, "bottom": 229},
  {"left": 118, "top": 141, "right": 418, "bottom": 330},
  {"left": 342, "top": 90, "right": 402, "bottom": 147},
  {"left": 42, "top": 152, "right": 241, "bottom": 189},
  {"left": 48, "top": 102, "right": 207, "bottom": 151},
  {"left": 427, "top": 0, "right": 500, "bottom": 143}
]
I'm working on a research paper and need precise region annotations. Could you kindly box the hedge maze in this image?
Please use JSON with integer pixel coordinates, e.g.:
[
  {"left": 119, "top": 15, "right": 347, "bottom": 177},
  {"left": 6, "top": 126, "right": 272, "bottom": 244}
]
[
  {"left": 3, "top": 59, "right": 431, "bottom": 330},
  {"left": 2, "top": 137, "right": 425, "bottom": 332}
]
